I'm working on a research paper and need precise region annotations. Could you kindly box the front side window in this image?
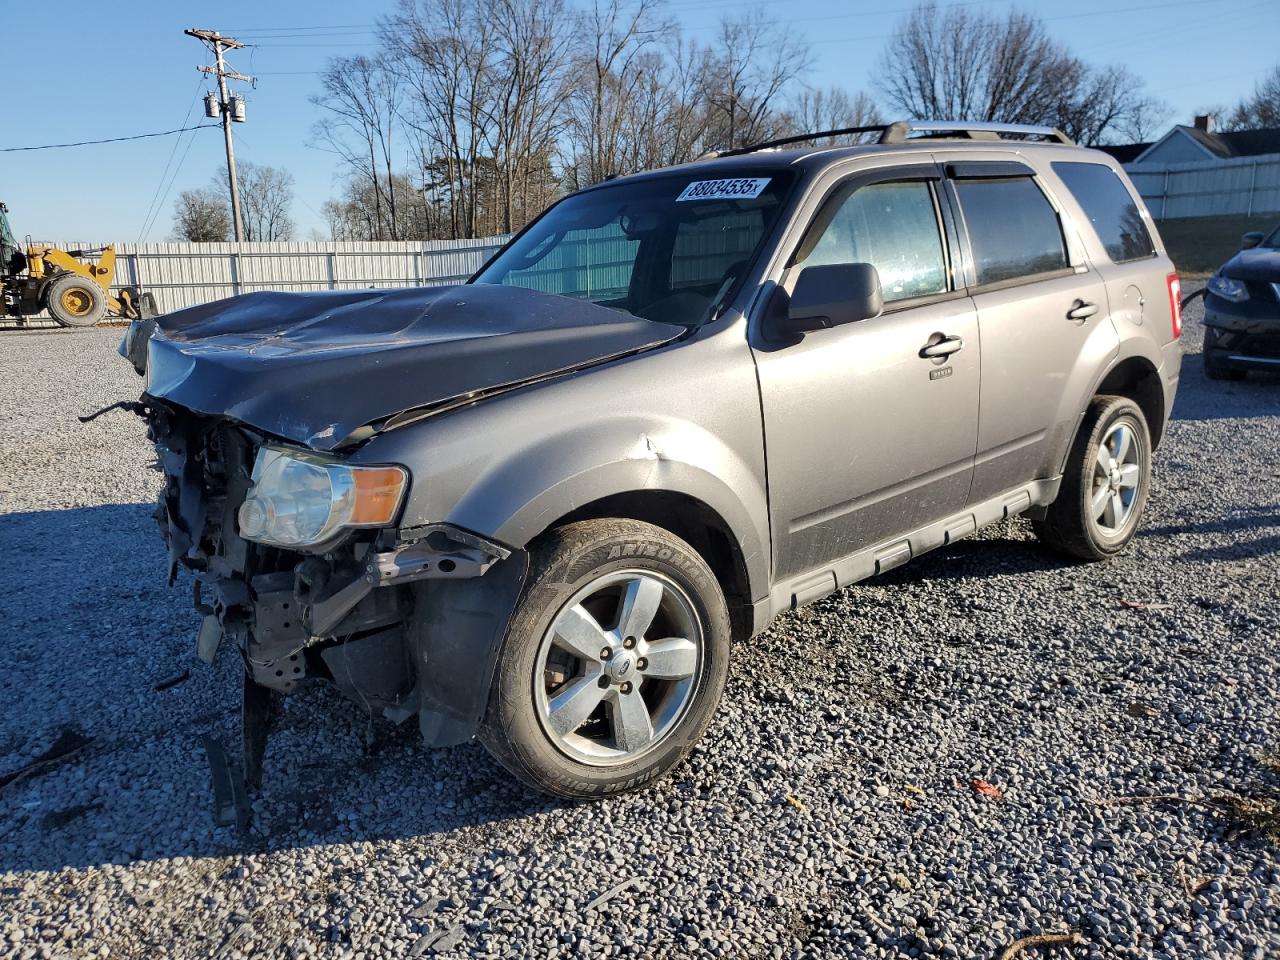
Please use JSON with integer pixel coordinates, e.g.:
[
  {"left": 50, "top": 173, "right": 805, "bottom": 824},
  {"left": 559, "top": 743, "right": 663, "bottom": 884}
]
[
  {"left": 954, "top": 177, "right": 1069, "bottom": 285},
  {"left": 473, "top": 172, "right": 794, "bottom": 325},
  {"left": 798, "top": 180, "right": 949, "bottom": 303},
  {"left": 1052, "top": 161, "right": 1155, "bottom": 263}
]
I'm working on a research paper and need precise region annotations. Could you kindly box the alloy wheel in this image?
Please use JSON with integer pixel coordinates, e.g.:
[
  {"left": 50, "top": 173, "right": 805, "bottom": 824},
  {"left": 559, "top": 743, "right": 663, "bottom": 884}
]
[
  {"left": 1091, "top": 421, "right": 1143, "bottom": 534},
  {"left": 533, "top": 570, "right": 703, "bottom": 766}
]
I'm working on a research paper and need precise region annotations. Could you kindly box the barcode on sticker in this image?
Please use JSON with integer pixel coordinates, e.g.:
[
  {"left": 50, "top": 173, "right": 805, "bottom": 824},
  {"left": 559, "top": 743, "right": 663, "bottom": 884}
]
[{"left": 675, "top": 178, "right": 771, "bottom": 202}]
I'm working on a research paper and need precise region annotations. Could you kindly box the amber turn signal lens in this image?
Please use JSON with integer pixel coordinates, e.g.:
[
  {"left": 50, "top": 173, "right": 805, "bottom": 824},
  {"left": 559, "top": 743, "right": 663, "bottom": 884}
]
[{"left": 350, "top": 466, "right": 408, "bottom": 525}]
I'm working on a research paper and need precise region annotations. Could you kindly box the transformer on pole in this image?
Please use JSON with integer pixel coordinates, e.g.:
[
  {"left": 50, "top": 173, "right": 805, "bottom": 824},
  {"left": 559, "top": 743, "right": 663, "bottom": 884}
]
[{"left": 185, "top": 28, "right": 255, "bottom": 242}]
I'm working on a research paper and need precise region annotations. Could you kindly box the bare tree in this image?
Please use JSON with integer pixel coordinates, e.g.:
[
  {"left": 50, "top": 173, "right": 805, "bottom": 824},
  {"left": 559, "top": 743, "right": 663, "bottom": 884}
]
[
  {"left": 389, "top": 0, "right": 498, "bottom": 238},
  {"left": 323, "top": 173, "right": 438, "bottom": 240},
  {"left": 488, "top": 0, "right": 576, "bottom": 230},
  {"left": 308, "top": 0, "right": 885, "bottom": 237},
  {"left": 561, "top": 12, "right": 724, "bottom": 188},
  {"left": 703, "top": 12, "right": 812, "bottom": 151},
  {"left": 563, "top": 0, "right": 668, "bottom": 188},
  {"left": 1223, "top": 64, "right": 1280, "bottom": 131},
  {"left": 232, "top": 162, "right": 296, "bottom": 241},
  {"left": 881, "top": 4, "right": 1068, "bottom": 123},
  {"left": 1054, "top": 65, "right": 1169, "bottom": 147},
  {"left": 786, "top": 87, "right": 882, "bottom": 143},
  {"left": 172, "top": 188, "right": 230, "bottom": 242},
  {"left": 879, "top": 3, "right": 1160, "bottom": 144},
  {"left": 312, "top": 54, "right": 404, "bottom": 239}
]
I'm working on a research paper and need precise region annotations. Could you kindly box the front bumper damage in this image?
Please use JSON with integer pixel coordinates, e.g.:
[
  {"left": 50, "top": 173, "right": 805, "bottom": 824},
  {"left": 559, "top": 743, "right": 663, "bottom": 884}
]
[
  {"left": 143, "top": 399, "right": 528, "bottom": 791},
  {"left": 1204, "top": 292, "right": 1280, "bottom": 370}
]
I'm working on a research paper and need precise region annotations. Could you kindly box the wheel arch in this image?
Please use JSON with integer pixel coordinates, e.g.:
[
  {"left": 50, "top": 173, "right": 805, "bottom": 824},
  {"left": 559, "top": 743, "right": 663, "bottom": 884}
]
[
  {"left": 545, "top": 489, "right": 756, "bottom": 643},
  {"left": 1094, "top": 354, "right": 1166, "bottom": 450}
]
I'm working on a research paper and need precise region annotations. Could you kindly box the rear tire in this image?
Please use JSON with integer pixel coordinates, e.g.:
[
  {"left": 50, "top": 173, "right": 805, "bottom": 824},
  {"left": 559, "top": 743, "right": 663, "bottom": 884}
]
[
  {"left": 479, "top": 519, "right": 730, "bottom": 799},
  {"left": 45, "top": 273, "right": 107, "bottom": 327},
  {"left": 1032, "top": 395, "right": 1152, "bottom": 561}
]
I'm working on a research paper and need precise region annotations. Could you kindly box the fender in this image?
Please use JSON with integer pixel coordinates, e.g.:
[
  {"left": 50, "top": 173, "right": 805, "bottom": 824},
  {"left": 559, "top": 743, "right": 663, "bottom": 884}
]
[
  {"left": 1053, "top": 332, "right": 1167, "bottom": 476},
  {"left": 444, "top": 419, "right": 771, "bottom": 604},
  {"left": 352, "top": 321, "right": 774, "bottom": 605}
]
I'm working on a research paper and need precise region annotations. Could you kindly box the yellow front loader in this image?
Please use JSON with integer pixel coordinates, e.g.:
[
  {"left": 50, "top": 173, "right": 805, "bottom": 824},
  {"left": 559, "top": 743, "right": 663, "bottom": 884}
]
[{"left": 1, "top": 201, "right": 154, "bottom": 328}]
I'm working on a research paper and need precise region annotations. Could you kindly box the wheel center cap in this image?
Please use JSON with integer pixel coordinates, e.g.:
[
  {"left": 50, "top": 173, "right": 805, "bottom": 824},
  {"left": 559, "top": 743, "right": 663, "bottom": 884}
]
[{"left": 607, "top": 653, "right": 635, "bottom": 683}]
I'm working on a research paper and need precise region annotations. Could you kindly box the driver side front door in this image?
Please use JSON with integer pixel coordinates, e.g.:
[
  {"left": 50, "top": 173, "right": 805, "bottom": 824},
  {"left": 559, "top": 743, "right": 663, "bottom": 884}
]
[{"left": 752, "top": 164, "right": 980, "bottom": 600}]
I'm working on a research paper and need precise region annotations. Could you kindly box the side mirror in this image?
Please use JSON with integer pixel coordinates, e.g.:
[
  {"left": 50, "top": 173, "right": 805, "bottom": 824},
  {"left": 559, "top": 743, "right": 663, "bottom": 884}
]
[
  {"left": 776, "top": 263, "right": 884, "bottom": 337},
  {"left": 1242, "top": 231, "right": 1264, "bottom": 250}
]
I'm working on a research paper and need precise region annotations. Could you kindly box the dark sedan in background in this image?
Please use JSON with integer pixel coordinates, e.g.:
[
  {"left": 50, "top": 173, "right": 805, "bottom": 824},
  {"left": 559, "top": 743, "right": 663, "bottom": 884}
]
[{"left": 1202, "top": 224, "right": 1280, "bottom": 380}]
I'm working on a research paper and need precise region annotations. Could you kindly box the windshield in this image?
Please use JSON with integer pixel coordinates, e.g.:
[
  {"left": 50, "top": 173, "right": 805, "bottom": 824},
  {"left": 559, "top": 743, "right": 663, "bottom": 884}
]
[
  {"left": 472, "top": 171, "right": 795, "bottom": 325},
  {"left": 1263, "top": 224, "right": 1280, "bottom": 248}
]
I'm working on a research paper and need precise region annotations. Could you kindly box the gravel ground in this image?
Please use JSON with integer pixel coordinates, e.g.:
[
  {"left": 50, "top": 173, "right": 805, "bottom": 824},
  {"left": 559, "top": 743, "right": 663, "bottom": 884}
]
[{"left": 1, "top": 286, "right": 1278, "bottom": 960}]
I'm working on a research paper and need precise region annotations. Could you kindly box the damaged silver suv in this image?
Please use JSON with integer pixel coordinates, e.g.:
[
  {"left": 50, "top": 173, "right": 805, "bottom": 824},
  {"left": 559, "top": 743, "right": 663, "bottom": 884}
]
[{"left": 118, "top": 121, "right": 1183, "bottom": 799}]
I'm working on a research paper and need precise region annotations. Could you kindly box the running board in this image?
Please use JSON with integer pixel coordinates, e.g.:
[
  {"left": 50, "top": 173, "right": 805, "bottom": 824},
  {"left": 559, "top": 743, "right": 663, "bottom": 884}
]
[{"left": 768, "top": 477, "right": 1061, "bottom": 617}]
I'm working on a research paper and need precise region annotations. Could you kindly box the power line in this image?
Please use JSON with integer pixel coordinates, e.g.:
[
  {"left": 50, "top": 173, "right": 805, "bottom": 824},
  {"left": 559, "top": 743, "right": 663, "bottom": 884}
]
[
  {"left": 137, "top": 79, "right": 207, "bottom": 242},
  {"left": 139, "top": 125, "right": 204, "bottom": 243},
  {"left": 0, "top": 123, "right": 217, "bottom": 153},
  {"left": 226, "top": 0, "right": 1250, "bottom": 49}
]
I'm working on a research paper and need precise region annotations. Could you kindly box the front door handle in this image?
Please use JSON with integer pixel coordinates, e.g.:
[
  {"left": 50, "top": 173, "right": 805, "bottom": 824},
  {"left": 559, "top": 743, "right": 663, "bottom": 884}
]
[
  {"left": 920, "top": 334, "right": 964, "bottom": 359},
  {"left": 1067, "top": 299, "right": 1099, "bottom": 322}
]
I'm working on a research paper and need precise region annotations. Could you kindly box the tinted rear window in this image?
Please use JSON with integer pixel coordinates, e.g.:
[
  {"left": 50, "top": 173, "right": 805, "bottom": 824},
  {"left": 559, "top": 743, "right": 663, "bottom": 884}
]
[
  {"left": 954, "top": 177, "right": 1068, "bottom": 285},
  {"left": 1052, "top": 161, "right": 1155, "bottom": 263}
]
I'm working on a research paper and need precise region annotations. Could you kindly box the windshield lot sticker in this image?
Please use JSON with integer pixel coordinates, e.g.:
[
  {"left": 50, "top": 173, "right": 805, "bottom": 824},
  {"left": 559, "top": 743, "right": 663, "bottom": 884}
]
[{"left": 676, "top": 178, "right": 771, "bottom": 202}]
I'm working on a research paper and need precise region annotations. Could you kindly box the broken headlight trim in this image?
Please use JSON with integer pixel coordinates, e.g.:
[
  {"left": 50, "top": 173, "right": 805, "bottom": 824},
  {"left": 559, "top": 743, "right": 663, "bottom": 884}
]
[{"left": 237, "top": 446, "right": 408, "bottom": 548}]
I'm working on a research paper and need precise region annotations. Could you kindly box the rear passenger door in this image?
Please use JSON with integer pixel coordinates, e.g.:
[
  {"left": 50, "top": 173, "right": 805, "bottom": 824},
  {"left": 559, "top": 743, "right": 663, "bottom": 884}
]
[{"left": 944, "top": 160, "right": 1115, "bottom": 503}]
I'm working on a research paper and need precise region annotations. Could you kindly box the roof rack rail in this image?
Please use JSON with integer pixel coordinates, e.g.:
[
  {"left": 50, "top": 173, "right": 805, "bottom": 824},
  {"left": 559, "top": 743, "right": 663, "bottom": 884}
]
[
  {"left": 879, "top": 121, "right": 1074, "bottom": 145},
  {"left": 710, "top": 124, "right": 890, "bottom": 159},
  {"left": 706, "top": 120, "right": 1074, "bottom": 158}
]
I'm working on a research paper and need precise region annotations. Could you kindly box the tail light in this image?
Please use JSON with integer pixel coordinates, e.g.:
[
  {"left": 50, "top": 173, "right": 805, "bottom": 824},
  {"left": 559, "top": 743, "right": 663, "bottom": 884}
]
[{"left": 1166, "top": 272, "right": 1182, "bottom": 339}]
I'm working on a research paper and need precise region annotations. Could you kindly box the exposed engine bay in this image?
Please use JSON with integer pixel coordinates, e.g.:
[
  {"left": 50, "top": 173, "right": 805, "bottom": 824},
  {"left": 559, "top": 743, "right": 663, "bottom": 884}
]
[{"left": 142, "top": 398, "right": 527, "bottom": 789}]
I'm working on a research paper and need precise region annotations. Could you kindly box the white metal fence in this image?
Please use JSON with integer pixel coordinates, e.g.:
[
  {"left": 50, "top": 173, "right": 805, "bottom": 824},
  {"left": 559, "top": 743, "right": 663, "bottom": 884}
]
[
  {"left": 1127, "top": 155, "right": 1280, "bottom": 220},
  {"left": 11, "top": 236, "right": 509, "bottom": 325}
]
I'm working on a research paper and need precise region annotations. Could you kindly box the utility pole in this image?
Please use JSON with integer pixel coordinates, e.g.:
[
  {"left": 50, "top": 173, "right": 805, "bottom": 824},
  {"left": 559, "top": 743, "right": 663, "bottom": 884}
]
[{"left": 186, "top": 28, "right": 253, "bottom": 241}]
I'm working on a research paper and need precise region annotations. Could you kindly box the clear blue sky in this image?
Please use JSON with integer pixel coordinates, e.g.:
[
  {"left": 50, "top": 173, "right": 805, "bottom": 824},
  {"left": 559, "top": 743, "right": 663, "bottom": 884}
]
[{"left": 2, "top": 0, "right": 1275, "bottom": 241}]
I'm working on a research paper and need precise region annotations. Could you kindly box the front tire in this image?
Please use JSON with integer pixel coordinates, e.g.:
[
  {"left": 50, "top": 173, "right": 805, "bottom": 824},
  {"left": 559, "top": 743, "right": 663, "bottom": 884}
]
[
  {"left": 1032, "top": 395, "right": 1152, "bottom": 561},
  {"left": 45, "top": 273, "right": 107, "bottom": 327},
  {"left": 479, "top": 519, "right": 730, "bottom": 799}
]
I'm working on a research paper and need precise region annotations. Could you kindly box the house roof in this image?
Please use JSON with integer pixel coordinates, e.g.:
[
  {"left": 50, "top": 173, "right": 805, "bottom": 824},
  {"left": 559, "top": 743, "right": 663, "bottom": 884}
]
[
  {"left": 1217, "top": 127, "right": 1280, "bottom": 157},
  {"left": 1096, "top": 142, "right": 1152, "bottom": 163},
  {"left": 1127, "top": 125, "right": 1280, "bottom": 163}
]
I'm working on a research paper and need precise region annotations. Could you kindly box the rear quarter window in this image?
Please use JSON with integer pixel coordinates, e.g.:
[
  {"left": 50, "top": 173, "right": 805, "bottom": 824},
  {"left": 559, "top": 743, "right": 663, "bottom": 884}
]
[{"left": 1052, "top": 161, "right": 1155, "bottom": 264}]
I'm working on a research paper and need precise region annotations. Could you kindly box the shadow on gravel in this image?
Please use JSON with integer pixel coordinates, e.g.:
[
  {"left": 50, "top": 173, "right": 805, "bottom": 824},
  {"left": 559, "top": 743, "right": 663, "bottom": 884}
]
[
  {"left": 1176, "top": 533, "right": 1280, "bottom": 566},
  {"left": 1172, "top": 368, "right": 1280, "bottom": 422},
  {"left": 1144, "top": 504, "right": 1280, "bottom": 539},
  {"left": 0, "top": 499, "right": 157, "bottom": 544},
  {"left": 872, "top": 532, "right": 1070, "bottom": 587}
]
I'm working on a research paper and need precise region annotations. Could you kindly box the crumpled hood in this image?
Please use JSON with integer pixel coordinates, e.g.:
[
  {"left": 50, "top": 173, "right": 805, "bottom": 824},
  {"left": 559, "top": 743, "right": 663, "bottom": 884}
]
[
  {"left": 1221, "top": 246, "right": 1280, "bottom": 282},
  {"left": 140, "top": 284, "right": 684, "bottom": 450}
]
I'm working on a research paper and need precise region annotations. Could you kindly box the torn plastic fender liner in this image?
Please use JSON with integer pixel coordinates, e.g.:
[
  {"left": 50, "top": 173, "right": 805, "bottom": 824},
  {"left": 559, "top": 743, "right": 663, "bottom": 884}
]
[{"left": 408, "top": 551, "right": 530, "bottom": 747}]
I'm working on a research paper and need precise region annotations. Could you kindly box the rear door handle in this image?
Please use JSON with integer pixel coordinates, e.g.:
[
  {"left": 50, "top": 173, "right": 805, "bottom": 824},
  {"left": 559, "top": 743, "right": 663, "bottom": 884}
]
[
  {"left": 1067, "top": 299, "right": 1099, "bottom": 322},
  {"left": 920, "top": 335, "right": 964, "bottom": 359}
]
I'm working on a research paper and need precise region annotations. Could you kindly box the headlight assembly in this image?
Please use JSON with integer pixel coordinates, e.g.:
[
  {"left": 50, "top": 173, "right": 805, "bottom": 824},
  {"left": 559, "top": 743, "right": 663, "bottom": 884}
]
[
  {"left": 237, "top": 446, "right": 408, "bottom": 548},
  {"left": 1207, "top": 274, "right": 1248, "bottom": 303}
]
